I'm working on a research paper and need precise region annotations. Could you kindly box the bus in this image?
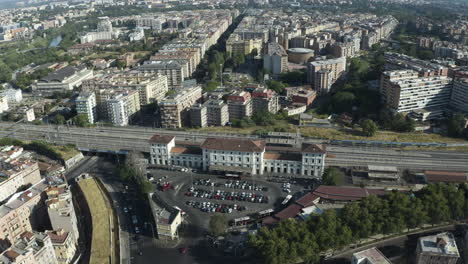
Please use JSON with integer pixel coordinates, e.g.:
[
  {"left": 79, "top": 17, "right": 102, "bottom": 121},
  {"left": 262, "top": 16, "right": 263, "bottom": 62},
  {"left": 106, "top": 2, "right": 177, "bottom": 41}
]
[
  {"left": 230, "top": 216, "right": 252, "bottom": 226},
  {"left": 256, "top": 208, "right": 274, "bottom": 219},
  {"left": 223, "top": 173, "right": 241, "bottom": 180},
  {"left": 281, "top": 195, "right": 292, "bottom": 205}
]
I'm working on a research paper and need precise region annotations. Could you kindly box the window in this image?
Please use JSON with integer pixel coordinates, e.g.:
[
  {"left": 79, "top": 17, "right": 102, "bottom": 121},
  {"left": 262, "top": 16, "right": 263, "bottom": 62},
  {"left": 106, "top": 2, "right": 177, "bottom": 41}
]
[{"left": 304, "top": 170, "right": 308, "bottom": 175}]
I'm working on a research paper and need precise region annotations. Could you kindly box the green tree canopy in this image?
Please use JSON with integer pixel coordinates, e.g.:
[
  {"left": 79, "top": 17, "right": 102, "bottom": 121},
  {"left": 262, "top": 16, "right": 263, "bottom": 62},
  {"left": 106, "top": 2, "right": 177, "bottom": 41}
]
[
  {"left": 209, "top": 214, "right": 228, "bottom": 236},
  {"left": 361, "top": 119, "right": 378, "bottom": 137},
  {"left": 322, "top": 167, "right": 343, "bottom": 186}
]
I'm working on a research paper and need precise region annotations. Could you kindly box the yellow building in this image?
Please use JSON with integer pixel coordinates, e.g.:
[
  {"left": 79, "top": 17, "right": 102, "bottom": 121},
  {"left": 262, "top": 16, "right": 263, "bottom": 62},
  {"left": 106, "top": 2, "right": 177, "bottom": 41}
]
[
  {"left": 226, "top": 34, "right": 262, "bottom": 56},
  {"left": 46, "top": 229, "right": 77, "bottom": 264}
]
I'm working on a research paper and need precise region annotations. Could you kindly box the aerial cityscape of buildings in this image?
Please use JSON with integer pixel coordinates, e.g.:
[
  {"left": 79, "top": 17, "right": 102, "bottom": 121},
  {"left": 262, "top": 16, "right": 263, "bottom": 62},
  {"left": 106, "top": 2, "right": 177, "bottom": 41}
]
[{"left": 0, "top": 0, "right": 467, "bottom": 263}]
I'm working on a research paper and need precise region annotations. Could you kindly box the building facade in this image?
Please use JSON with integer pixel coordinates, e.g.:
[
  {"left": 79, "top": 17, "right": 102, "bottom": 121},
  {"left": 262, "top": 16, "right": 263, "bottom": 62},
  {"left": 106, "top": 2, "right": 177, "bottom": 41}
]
[
  {"left": 450, "top": 78, "right": 468, "bottom": 114},
  {"left": 308, "top": 57, "right": 346, "bottom": 94},
  {"left": 149, "top": 136, "right": 326, "bottom": 178},
  {"left": 159, "top": 85, "right": 202, "bottom": 128},
  {"left": 227, "top": 91, "right": 252, "bottom": 121},
  {"left": 75, "top": 92, "right": 97, "bottom": 124}
]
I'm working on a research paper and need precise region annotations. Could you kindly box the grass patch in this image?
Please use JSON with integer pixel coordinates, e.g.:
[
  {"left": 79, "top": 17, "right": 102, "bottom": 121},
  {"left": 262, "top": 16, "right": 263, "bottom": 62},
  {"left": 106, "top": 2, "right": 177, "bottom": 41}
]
[
  {"left": 190, "top": 124, "right": 467, "bottom": 144},
  {"left": 78, "top": 178, "right": 117, "bottom": 264},
  {"left": 50, "top": 144, "right": 80, "bottom": 160}
]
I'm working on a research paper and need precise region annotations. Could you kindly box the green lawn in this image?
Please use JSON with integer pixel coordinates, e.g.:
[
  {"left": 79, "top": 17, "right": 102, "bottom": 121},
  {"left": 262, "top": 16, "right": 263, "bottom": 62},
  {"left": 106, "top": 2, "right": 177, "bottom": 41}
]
[{"left": 78, "top": 178, "right": 117, "bottom": 264}]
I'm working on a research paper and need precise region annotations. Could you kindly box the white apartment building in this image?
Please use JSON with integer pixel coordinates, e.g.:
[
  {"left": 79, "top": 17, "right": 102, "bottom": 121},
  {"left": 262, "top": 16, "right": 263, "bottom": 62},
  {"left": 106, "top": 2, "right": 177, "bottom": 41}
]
[
  {"left": 1, "top": 89, "right": 22, "bottom": 103},
  {"left": 75, "top": 92, "right": 97, "bottom": 124},
  {"left": 149, "top": 136, "right": 326, "bottom": 178},
  {"left": 3, "top": 231, "right": 58, "bottom": 264},
  {"left": 0, "top": 96, "right": 8, "bottom": 114},
  {"left": 137, "top": 60, "right": 187, "bottom": 89},
  {"left": 105, "top": 90, "right": 140, "bottom": 126},
  {"left": 450, "top": 78, "right": 468, "bottom": 114},
  {"left": 385, "top": 74, "right": 453, "bottom": 113}
]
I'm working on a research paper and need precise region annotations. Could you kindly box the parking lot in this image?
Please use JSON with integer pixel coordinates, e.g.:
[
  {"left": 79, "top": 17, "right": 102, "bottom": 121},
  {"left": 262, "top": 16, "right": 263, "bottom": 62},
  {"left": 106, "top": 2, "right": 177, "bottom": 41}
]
[{"left": 148, "top": 168, "right": 306, "bottom": 226}]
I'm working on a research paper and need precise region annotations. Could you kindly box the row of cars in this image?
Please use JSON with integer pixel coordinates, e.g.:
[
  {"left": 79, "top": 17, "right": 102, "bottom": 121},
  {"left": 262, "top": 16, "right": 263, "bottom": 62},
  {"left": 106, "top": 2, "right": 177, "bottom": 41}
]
[
  {"left": 185, "top": 188, "right": 269, "bottom": 204},
  {"left": 193, "top": 179, "right": 268, "bottom": 192},
  {"left": 186, "top": 200, "right": 247, "bottom": 213}
]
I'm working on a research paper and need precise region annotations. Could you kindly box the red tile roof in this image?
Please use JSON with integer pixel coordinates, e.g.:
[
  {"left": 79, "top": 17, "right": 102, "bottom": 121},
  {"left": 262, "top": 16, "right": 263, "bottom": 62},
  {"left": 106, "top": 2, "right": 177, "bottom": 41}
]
[
  {"left": 296, "top": 193, "right": 320, "bottom": 208},
  {"left": 148, "top": 135, "right": 175, "bottom": 144},
  {"left": 4, "top": 250, "right": 19, "bottom": 261},
  {"left": 46, "top": 229, "right": 69, "bottom": 244},
  {"left": 424, "top": 171, "right": 468, "bottom": 183},
  {"left": 263, "top": 152, "right": 302, "bottom": 161},
  {"left": 201, "top": 138, "right": 265, "bottom": 152},
  {"left": 301, "top": 143, "right": 326, "bottom": 153},
  {"left": 313, "top": 186, "right": 386, "bottom": 201},
  {"left": 274, "top": 204, "right": 303, "bottom": 220}
]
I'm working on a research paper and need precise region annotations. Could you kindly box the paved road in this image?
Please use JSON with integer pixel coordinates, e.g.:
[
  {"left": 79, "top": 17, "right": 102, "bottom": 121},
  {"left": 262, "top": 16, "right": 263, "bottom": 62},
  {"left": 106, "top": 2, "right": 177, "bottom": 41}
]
[{"left": 2, "top": 123, "right": 468, "bottom": 172}]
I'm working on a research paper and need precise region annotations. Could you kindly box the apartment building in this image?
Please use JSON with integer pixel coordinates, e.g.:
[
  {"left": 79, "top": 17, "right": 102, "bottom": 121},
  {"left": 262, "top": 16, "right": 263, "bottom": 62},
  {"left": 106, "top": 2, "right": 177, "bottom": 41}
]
[
  {"left": 1, "top": 89, "right": 22, "bottom": 104},
  {"left": 308, "top": 57, "right": 346, "bottom": 94},
  {"left": 136, "top": 17, "right": 165, "bottom": 31},
  {"left": 251, "top": 88, "right": 279, "bottom": 114},
  {"left": 380, "top": 70, "right": 420, "bottom": 104},
  {"left": 137, "top": 60, "right": 187, "bottom": 89},
  {"left": 0, "top": 146, "right": 42, "bottom": 202},
  {"left": 331, "top": 41, "right": 359, "bottom": 58},
  {"left": 0, "top": 231, "right": 58, "bottom": 264},
  {"left": 156, "top": 209, "right": 182, "bottom": 240},
  {"left": 104, "top": 90, "right": 141, "bottom": 126},
  {"left": 0, "top": 180, "right": 45, "bottom": 246},
  {"left": 34, "top": 66, "right": 93, "bottom": 95},
  {"left": 75, "top": 92, "right": 97, "bottom": 124},
  {"left": 226, "top": 34, "right": 262, "bottom": 56},
  {"left": 45, "top": 185, "right": 79, "bottom": 245},
  {"left": 384, "top": 73, "right": 452, "bottom": 114},
  {"left": 205, "top": 99, "right": 229, "bottom": 127},
  {"left": 151, "top": 51, "right": 198, "bottom": 76},
  {"left": 450, "top": 78, "right": 468, "bottom": 114},
  {"left": 290, "top": 89, "right": 317, "bottom": 106},
  {"left": 159, "top": 85, "right": 202, "bottom": 128},
  {"left": 263, "top": 42, "right": 288, "bottom": 75},
  {"left": 384, "top": 52, "right": 448, "bottom": 77},
  {"left": 149, "top": 136, "right": 326, "bottom": 178},
  {"left": 352, "top": 247, "right": 392, "bottom": 264},
  {"left": 415, "top": 232, "right": 459, "bottom": 264},
  {"left": 227, "top": 91, "right": 252, "bottom": 121},
  {"left": 82, "top": 71, "right": 168, "bottom": 105},
  {"left": 46, "top": 229, "right": 77, "bottom": 264},
  {"left": 189, "top": 104, "right": 207, "bottom": 128}
]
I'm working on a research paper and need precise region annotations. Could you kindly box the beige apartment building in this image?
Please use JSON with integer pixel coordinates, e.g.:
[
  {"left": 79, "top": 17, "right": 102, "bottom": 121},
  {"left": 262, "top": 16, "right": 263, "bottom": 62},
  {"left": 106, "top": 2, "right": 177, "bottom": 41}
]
[
  {"left": 45, "top": 185, "right": 79, "bottom": 245},
  {"left": 137, "top": 60, "right": 187, "bottom": 89},
  {"left": 227, "top": 91, "right": 252, "bottom": 121},
  {"left": 156, "top": 209, "right": 182, "bottom": 240},
  {"left": 82, "top": 71, "right": 168, "bottom": 105},
  {"left": 0, "top": 146, "right": 42, "bottom": 202},
  {"left": 308, "top": 57, "right": 346, "bottom": 94},
  {"left": 159, "top": 85, "right": 202, "bottom": 128},
  {"left": 226, "top": 34, "right": 262, "bottom": 56},
  {"left": 0, "top": 231, "right": 58, "bottom": 264},
  {"left": 46, "top": 229, "right": 77, "bottom": 264}
]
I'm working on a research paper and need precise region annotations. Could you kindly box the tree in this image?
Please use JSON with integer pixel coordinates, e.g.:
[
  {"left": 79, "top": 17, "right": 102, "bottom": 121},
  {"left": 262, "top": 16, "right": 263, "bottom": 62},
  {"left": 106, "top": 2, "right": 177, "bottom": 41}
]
[
  {"left": 331, "top": 92, "right": 356, "bottom": 113},
  {"left": 266, "top": 80, "right": 286, "bottom": 94},
  {"left": 446, "top": 113, "right": 466, "bottom": 138},
  {"left": 203, "top": 80, "right": 219, "bottom": 92},
  {"left": 252, "top": 111, "right": 276, "bottom": 126},
  {"left": 72, "top": 114, "right": 90, "bottom": 127},
  {"left": 209, "top": 214, "right": 228, "bottom": 236},
  {"left": 53, "top": 114, "right": 65, "bottom": 125},
  {"left": 361, "top": 119, "right": 378, "bottom": 137},
  {"left": 322, "top": 167, "right": 343, "bottom": 186}
]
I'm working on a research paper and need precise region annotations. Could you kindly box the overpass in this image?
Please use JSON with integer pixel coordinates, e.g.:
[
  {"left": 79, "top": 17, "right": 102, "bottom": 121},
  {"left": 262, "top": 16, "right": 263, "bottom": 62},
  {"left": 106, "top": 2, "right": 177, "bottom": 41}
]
[{"left": 1, "top": 123, "right": 468, "bottom": 172}]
